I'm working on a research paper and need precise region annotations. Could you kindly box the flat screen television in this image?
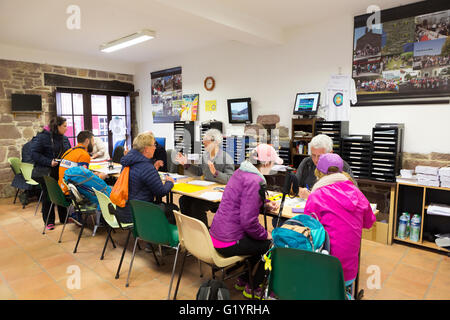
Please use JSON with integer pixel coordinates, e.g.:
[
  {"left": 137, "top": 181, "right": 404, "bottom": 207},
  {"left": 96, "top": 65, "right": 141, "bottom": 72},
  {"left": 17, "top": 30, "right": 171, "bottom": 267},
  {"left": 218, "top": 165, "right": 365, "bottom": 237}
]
[
  {"left": 293, "top": 92, "right": 320, "bottom": 116},
  {"left": 227, "top": 98, "right": 252, "bottom": 124},
  {"left": 155, "top": 137, "right": 166, "bottom": 149},
  {"left": 11, "top": 94, "right": 42, "bottom": 112}
]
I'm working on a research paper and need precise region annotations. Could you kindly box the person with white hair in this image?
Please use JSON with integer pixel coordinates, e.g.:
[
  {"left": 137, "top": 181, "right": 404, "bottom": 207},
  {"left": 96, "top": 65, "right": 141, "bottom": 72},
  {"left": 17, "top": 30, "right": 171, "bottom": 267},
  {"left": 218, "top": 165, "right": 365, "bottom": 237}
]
[
  {"left": 296, "top": 134, "right": 355, "bottom": 199},
  {"left": 175, "top": 128, "right": 235, "bottom": 226}
]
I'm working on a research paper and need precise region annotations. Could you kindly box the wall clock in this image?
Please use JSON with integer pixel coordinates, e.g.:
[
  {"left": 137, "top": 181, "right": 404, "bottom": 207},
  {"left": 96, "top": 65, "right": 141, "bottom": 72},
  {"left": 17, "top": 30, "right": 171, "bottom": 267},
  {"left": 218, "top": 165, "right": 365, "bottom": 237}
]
[{"left": 204, "top": 76, "right": 215, "bottom": 91}]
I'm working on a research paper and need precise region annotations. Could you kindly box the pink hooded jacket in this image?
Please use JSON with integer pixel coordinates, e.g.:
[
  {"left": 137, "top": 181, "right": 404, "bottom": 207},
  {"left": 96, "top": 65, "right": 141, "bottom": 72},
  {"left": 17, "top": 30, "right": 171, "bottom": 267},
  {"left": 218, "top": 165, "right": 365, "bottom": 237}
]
[{"left": 304, "top": 173, "right": 375, "bottom": 282}]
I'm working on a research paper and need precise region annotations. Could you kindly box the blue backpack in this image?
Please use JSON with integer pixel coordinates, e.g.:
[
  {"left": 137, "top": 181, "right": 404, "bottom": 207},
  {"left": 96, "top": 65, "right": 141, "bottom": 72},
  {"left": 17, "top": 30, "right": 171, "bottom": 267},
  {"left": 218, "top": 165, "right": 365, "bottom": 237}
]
[
  {"left": 272, "top": 214, "right": 330, "bottom": 254},
  {"left": 64, "top": 166, "right": 111, "bottom": 210}
]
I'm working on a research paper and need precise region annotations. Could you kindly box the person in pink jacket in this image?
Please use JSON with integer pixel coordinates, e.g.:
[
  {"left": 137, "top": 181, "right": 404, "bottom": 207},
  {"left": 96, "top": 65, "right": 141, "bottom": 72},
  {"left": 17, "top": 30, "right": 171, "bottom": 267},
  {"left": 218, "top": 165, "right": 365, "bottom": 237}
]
[{"left": 304, "top": 153, "right": 376, "bottom": 286}]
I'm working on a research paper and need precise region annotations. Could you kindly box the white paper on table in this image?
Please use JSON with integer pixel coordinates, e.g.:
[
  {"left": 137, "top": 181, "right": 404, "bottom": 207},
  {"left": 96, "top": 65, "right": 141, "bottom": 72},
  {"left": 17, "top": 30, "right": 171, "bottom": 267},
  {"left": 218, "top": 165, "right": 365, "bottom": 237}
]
[
  {"left": 199, "top": 191, "right": 223, "bottom": 201},
  {"left": 187, "top": 180, "right": 216, "bottom": 186}
]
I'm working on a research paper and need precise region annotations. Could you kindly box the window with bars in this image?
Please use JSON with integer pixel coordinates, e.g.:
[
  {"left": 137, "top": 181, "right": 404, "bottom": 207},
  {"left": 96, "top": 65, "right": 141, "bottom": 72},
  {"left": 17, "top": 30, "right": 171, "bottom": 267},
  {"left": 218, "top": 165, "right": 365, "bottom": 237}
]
[{"left": 56, "top": 88, "right": 131, "bottom": 156}]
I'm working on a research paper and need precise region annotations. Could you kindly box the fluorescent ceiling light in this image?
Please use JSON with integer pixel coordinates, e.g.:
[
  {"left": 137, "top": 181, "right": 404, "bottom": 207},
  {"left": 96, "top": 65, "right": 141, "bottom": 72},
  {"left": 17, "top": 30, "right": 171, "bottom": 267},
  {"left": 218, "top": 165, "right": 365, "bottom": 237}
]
[{"left": 100, "top": 29, "right": 155, "bottom": 53}]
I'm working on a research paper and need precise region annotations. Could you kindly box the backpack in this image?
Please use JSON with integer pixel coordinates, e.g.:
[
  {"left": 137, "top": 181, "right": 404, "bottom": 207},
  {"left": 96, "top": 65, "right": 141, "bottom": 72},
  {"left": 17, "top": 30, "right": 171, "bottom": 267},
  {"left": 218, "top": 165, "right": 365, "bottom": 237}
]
[
  {"left": 196, "top": 279, "right": 230, "bottom": 300},
  {"left": 271, "top": 213, "right": 330, "bottom": 254},
  {"left": 64, "top": 166, "right": 112, "bottom": 210}
]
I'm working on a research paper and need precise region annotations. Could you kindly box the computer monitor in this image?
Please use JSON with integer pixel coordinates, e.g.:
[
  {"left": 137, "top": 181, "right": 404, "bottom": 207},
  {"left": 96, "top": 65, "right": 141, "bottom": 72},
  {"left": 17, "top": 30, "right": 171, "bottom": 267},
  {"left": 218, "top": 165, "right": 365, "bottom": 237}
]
[
  {"left": 293, "top": 92, "right": 320, "bottom": 116},
  {"left": 155, "top": 137, "right": 166, "bottom": 149},
  {"left": 227, "top": 98, "right": 252, "bottom": 124}
]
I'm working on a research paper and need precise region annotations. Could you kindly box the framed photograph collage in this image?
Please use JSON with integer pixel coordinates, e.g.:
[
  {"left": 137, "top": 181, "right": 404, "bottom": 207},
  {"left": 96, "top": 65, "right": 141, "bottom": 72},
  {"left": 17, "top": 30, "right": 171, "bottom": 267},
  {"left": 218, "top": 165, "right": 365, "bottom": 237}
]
[{"left": 353, "top": 0, "right": 450, "bottom": 105}]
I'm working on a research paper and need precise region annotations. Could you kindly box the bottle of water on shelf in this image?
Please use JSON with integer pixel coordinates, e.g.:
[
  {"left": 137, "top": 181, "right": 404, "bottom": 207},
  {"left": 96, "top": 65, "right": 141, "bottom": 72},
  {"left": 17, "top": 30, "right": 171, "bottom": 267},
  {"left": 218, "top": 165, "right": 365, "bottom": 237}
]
[
  {"left": 410, "top": 214, "right": 421, "bottom": 242},
  {"left": 398, "top": 213, "right": 408, "bottom": 239},
  {"left": 405, "top": 212, "right": 411, "bottom": 239}
]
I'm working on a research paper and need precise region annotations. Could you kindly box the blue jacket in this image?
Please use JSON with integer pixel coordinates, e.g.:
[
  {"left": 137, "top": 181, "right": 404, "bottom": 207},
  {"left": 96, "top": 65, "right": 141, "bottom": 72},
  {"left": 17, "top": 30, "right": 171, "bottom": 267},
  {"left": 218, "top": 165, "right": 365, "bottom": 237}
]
[
  {"left": 120, "top": 149, "right": 174, "bottom": 203},
  {"left": 31, "top": 129, "right": 71, "bottom": 168}
]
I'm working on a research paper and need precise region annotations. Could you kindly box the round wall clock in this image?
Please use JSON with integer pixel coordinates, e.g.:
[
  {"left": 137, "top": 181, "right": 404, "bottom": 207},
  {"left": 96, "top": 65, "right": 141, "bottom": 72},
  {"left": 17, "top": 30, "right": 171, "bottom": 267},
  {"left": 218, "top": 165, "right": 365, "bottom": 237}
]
[{"left": 204, "top": 76, "right": 215, "bottom": 91}]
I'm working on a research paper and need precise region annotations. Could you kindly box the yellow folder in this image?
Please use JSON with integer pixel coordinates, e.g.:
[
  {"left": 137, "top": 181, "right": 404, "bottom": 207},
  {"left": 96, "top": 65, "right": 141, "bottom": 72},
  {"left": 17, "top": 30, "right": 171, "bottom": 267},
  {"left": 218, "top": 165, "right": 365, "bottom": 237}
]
[{"left": 171, "top": 183, "right": 207, "bottom": 193}]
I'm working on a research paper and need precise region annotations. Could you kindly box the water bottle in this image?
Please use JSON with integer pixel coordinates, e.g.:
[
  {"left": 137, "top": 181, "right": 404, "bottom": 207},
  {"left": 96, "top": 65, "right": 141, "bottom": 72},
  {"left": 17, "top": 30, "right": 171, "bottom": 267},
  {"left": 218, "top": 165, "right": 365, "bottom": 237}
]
[
  {"left": 404, "top": 212, "right": 411, "bottom": 238},
  {"left": 398, "top": 213, "right": 408, "bottom": 239},
  {"left": 410, "top": 214, "right": 421, "bottom": 242}
]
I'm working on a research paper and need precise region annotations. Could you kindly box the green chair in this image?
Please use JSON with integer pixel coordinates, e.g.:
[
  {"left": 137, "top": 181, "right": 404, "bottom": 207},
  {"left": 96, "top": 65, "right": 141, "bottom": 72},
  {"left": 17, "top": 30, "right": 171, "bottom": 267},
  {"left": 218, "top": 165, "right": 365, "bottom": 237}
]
[
  {"left": 93, "top": 188, "right": 133, "bottom": 261},
  {"left": 8, "top": 157, "right": 24, "bottom": 204},
  {"left": 265, "top": 247, "right": 347, "bottom": 300},
  {"left": 126, "top": 200, "right": 180, "bottom": 299},
  {"left": 42, "top": 176, "right": 72, "bottom": 235},
  {"left": 20, "top": 162, "right": 43, "bottom": 214}
]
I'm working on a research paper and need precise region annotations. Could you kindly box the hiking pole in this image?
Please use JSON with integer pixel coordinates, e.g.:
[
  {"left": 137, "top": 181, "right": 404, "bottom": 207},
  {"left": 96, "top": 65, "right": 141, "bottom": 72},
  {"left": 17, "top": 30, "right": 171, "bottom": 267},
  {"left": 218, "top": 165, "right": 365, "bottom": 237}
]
[{"left": 275, "top": 171, "right": 299, "bottom": 229}]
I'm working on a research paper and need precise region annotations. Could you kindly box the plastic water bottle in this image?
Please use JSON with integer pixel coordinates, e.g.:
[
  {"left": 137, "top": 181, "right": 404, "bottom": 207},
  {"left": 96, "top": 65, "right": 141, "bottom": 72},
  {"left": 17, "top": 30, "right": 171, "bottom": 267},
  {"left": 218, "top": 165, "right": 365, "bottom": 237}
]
[
  {"left": 404, "top": 212, "right": 411, "bottom": 238},
  {"left": 410, "top": 214, "right": 421, "bottom": 242},
  {"left": 398, "top": 213, "right": 408, "bottom": 239}
]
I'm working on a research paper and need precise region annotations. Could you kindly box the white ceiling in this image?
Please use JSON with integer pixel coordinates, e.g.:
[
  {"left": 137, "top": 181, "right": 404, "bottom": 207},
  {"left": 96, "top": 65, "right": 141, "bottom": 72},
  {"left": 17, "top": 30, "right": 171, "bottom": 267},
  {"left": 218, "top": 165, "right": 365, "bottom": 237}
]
[{"left": 0, "top": 0, "right": 421, "bottom": 66}]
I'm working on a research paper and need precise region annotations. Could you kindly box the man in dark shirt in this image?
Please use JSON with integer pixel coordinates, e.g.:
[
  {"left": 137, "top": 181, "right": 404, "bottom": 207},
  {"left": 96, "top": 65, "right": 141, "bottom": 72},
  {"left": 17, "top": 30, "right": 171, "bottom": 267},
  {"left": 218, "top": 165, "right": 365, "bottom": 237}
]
[{"left": 295, "top": 134, "right": 355, "bottom": 198}]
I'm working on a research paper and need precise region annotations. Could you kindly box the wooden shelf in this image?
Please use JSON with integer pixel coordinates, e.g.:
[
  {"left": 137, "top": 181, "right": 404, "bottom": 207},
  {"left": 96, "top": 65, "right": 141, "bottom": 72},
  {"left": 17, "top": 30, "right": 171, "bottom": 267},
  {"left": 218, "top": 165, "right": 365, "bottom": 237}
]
[{"left": 394, "top": 237, "right": 449, "bottom": 253}]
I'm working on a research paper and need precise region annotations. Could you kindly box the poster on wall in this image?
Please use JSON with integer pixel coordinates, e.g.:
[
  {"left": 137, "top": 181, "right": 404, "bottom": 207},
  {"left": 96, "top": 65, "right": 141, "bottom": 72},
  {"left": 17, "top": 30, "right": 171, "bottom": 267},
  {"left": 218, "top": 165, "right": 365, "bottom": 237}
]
[
  {"left": 151, "top": 66, "right": 182, "bottom": 123},
  {"left": 180, "top": 94, "right": 199, "bottom": 121},
  {"left": 352, "top": 1, "right": 450, "bottom": 105}
]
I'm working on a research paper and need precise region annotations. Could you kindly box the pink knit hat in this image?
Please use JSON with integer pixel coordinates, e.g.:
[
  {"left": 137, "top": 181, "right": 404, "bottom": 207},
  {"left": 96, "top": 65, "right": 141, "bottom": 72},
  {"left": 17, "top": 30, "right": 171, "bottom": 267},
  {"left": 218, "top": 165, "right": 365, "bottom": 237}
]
[{"left": 253, "top": 144, "right": 283, "bottom": 165}]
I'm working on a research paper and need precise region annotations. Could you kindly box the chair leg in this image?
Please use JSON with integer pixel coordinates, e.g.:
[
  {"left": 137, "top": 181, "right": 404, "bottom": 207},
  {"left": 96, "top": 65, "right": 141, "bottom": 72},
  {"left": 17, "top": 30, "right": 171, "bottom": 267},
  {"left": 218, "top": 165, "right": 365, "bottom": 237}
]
[
  {"left": 115, "top": 229, "right": 132, "bottom": 279},
  {"left": 173, "top": 250, "right": 188, "bottom": 300},
  {"left": 58, "top": 206, "right": 71, "bottom": 243},
  {"left": 42, "top": 203, "right": 54, "bottom": 234},
  {"left": 34, "top": 190, "right": 43, "bottom": 216},
  {"left": 125, "top": 237, "right": 139, "bottom": 288},
  {"left": 167, "top": 244, "right": 180, "bottom": 300},
  {"left": 109, "top": 232, "right": 116, "bottom": 248},
  {"left": 73, "top": 213, "right": 87, "bottom": 254},
  {"left": 13, "top": 189, "right": 19, "bottom": 204},
  {"left": 100, "top": 226, "right": 112, "bottom": 260}
]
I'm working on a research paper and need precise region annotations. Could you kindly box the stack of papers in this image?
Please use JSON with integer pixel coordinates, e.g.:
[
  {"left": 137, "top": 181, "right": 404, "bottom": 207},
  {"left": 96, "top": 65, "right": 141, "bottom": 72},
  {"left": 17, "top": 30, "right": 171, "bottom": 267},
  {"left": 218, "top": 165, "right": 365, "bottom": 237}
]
[
  {"left": 416, "top": 165, "right": 440, "bottom": 187},
  {"left": 187, "top": 180, "right": 216, "bottom": 186},
  {"left": 439, "top": 167, "right": 450, "bottom": 189},
  {"left": 199, "top": 192, "right": 223, "bottom": 201},
  {"left": 427, "top": 203, "right": 450, "bottom": 217}
]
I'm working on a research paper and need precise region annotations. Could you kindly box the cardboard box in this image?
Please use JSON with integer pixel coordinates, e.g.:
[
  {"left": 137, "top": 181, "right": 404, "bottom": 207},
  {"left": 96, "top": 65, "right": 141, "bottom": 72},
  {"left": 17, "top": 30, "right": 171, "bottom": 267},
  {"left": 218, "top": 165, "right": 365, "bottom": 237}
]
[{"left": 362, "top": 212, "right": 389, "bottom": 245}]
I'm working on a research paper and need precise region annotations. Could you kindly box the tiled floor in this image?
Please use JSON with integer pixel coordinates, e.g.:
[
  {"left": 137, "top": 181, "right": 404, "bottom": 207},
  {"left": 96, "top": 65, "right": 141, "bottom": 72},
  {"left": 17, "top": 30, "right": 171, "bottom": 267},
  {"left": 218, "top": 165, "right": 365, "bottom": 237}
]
[{"left": 0, "top": 196, "right": 449, "bottom": 300}]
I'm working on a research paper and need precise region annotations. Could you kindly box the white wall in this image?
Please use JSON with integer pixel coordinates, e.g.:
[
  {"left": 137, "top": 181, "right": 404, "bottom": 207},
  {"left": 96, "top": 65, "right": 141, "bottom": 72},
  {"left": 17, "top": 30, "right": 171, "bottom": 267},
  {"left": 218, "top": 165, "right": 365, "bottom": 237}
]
[
  {"left": 135, "top": 14, "right": 450, "bottom": 154},
  {"left": 0, "top": 43, "right": 136, "bottom": 75}
]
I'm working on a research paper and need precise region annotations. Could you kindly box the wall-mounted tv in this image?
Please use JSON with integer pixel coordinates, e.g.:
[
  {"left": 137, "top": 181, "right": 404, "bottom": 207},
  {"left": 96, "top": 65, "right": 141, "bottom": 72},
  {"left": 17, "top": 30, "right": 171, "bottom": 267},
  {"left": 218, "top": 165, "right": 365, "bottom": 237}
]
[
  {"left": 11, "top": 94, "right": 42, "bottom": 112},
  {"left": 293, "top": 92, "right": 320, "bottom": 116},
  {"left": 227, "top": 97, "right": 252, "bottom": 124}
]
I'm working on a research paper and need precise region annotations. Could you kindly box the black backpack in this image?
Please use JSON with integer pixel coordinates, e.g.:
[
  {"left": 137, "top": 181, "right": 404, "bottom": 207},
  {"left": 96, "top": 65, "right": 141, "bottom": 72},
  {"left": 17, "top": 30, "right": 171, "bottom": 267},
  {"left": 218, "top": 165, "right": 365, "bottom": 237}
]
[{"left": 196, "top": 279, "right": 230, "bottom": 300}]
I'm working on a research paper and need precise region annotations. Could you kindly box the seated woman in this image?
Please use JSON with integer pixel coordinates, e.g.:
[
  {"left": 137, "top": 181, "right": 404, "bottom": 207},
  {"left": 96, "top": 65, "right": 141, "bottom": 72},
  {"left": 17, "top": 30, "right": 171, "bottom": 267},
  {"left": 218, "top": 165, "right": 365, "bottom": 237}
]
[
  {"left": 115, "top": 132, "right": 177, "bottom": 224},
  {"left": 209, "top": 144, "right": 282, "bottom": 299},
  {"left": 303, "top": 153, "right": 376, "bottom": 291},
  {"left": 176, "top": 129, "right": 234, "bottom": 226}
]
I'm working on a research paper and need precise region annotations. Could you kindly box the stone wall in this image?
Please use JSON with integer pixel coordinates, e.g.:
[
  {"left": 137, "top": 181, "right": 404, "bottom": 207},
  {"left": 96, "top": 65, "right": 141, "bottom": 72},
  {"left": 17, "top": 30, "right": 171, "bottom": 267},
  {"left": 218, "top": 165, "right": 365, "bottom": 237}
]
[
  {"left": 402, "top": 152, "right": 450, "bottom": 170},
  {"left": 0, "top": 59, "right": 134, "bottom": 198}
]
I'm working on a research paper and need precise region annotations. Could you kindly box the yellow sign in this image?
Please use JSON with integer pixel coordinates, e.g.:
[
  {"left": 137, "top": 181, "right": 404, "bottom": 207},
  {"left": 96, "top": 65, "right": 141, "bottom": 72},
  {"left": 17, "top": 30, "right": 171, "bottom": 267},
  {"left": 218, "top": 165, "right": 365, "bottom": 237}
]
[{"left": 205, "top": 100, "right": 217, "bottom": 112}]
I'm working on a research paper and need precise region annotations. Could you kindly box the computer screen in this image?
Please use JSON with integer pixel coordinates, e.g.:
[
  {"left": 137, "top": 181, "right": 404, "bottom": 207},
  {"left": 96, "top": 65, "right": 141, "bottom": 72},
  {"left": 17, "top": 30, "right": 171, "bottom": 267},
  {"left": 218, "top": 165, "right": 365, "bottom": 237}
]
[
  {"left": 293, "top": 92, "right": 320, "bottom": 115},
  {"left": 227, "top": 98, "right": 252, "bottom": 124},
  {"left": 155, "top": 137, "right": 166, "bottom": 149}
]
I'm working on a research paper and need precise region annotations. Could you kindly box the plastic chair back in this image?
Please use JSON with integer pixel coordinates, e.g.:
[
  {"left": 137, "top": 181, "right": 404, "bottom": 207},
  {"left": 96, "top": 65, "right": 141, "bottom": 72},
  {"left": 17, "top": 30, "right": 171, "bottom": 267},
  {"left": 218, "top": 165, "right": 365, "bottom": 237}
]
[
  {"left": 43, "top": 176, "right": 71, "bottom": 208},
  {"left": 173, "top": 210, "right": 247, "bottom": 268},
  {"left": 268, "top": 247, "right": 346, "bottom": 300},
  {"left": 93, "top": 188, "right": 120, "bottom": 229},
  {"left": 129, "top": 200, "right": 178, "bottom": 247},
  {"left": 20, "top": 163, "right": 39, "bottom": 185},
  {"left": 8, "top": 157, "right": 22, "bottom": 175}
]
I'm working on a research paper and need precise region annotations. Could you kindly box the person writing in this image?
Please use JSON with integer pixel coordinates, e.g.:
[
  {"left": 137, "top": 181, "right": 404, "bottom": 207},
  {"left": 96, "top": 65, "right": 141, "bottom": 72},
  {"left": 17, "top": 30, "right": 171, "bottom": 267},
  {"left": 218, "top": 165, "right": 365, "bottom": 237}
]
[
  {"left": 209, "top": 144, "right": 282, "bottom": 299},
  {"left": 115, "top": 132, "right": 177, "bottom": 224},
  {"left": 90, "top": 136, "right": 110, "bottom": 160},
  {"left": 304, "top": 153, "right": 375, "bottom": 296},
  {"left": 295, "top": 134, "right": 355, "bottom": 199},
  {"left": 175, "top": 129, "right": 234, "bottom": 226}
]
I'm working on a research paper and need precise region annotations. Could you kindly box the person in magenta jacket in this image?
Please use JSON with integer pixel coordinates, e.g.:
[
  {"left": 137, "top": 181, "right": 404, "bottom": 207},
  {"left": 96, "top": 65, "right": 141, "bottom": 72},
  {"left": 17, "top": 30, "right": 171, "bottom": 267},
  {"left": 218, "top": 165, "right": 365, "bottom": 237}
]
[
  {"left": 209, "top": 143, "right": 282, "bottom": 299},
  {"left": 304, "top": 153, "right": 376, "bottom": 286}
]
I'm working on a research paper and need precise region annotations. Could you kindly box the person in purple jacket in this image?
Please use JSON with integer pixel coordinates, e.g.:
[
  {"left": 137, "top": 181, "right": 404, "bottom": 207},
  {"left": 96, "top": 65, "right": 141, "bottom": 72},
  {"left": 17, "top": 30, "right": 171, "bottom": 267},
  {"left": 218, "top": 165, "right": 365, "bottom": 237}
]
[
  {"left": 304, "top": 153, "right": 375, "bottom": 292},
  {"left": 209, "top": 144, "right": 282, "bottom": 299}
]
